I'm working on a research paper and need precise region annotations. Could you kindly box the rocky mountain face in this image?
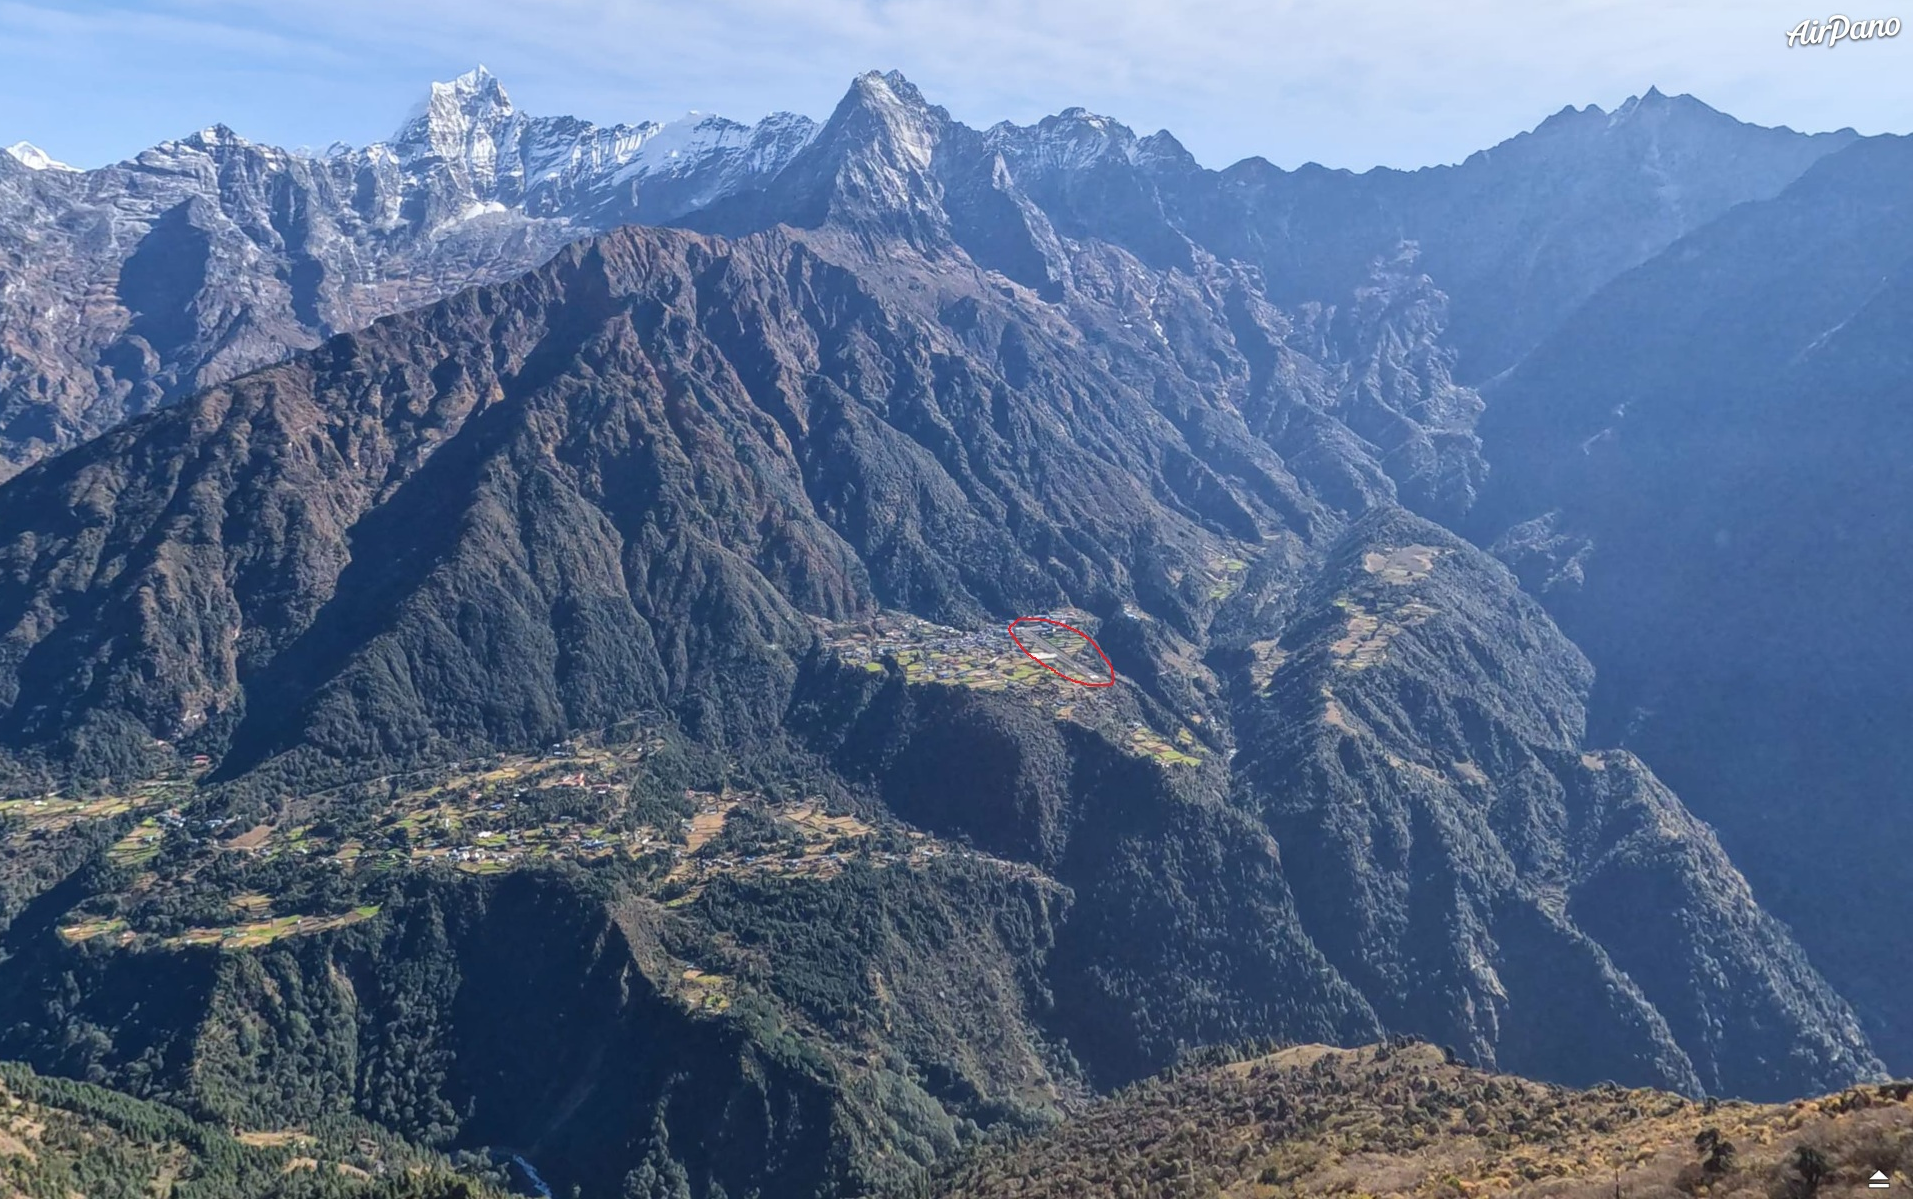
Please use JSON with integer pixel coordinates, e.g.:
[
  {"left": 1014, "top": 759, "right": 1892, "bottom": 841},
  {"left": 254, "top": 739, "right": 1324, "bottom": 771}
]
[
  {"left": 1471, "top": 131, "right": 1913, "bottom": 1075},
  {"left": 0, "top": 66, "right": 815, "bottom": 476},
  {"left": 0, "top": 67, "right": 1899, "bottom": 1199}
]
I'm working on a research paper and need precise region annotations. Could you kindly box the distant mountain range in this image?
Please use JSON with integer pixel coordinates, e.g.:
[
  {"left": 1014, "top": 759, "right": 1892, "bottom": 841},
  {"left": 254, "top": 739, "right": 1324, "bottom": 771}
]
[
  {"left": 1475, "top": 127, "right": 1913, "bottom": 1075},
  {"left": 0, "top": 68, "right": 1853, "bottom": 480},
  {"left": 0, "top": 66, "right": 817, "bottom": 476},
  {"left": 0, "top": 67, "right": 1906, "bottom": 1199}
]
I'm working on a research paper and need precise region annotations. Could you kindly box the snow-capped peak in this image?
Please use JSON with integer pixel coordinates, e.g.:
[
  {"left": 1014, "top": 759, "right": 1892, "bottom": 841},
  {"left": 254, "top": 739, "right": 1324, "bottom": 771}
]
[
  {"left": 391, "top": 65, "right": 516, "bottom": 164},
  {"left": 5, "top": 141, "right": 78, "bottom": 172},
  {"left": 985, "top": 107, "right": 1143, "bottom": 173},
  {"left": 442, "top": 65, "right": 512, "bottom": 114}
]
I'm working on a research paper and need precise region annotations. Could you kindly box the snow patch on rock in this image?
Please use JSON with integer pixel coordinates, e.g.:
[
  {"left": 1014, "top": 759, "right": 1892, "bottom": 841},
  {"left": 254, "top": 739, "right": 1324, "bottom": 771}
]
[{"left": 7, "top": 141, "right": 78, "bottom": 172}]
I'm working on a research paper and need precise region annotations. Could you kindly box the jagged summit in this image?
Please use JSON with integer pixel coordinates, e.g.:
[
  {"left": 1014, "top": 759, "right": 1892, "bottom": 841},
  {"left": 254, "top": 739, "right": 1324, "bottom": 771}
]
[
  {"left": 1521, "top": 87, "right": 1727, "bottom": 140},
  {"left": 674, "top": 68, "right": 958, "bottom": 246},
  {"left": 850, "top": 69, "right": 932, "bottom": 108},
  {"left": 179, "top": 124, "right": 247, "bottom": 151},
  {"left": 829, "top": 69, "right": 948, "bottom": 165},
  {"left": 0, "top": 67, "right": 816, "bottom": 474},
  {"left": 390, "top": 64, "right": 518, "bottom": 166},
  {"left": 0, "top": 68, "right": 1861, "bottom": 472},
  {"left": 401, "top": 64, "right": 514, "bottom": 124},
  {"left": 987, "top": 106, "right": 1147, "bottom": 171},
  {"left": 1136, "top": 129, "right": 1199, "bottom": 171},
  {"left": 1608, "top": 84, "right": 1712, "bottom": 125}
]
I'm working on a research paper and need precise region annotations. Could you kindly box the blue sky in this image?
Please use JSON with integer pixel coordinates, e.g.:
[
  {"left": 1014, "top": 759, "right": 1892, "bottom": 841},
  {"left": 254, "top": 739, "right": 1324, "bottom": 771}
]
[{"left": 3, "top": 0, "right": 1909, "bottom": 171}]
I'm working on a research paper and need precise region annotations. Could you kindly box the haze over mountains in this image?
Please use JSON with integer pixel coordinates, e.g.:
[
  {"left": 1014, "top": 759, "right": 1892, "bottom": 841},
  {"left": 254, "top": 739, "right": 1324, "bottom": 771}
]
[
  {"left": 0, "top": 66, "right": 1907, "bottom": 1199},
  {"left": 1476, "top": 128, "right": 1913, "bottom": 1073}
]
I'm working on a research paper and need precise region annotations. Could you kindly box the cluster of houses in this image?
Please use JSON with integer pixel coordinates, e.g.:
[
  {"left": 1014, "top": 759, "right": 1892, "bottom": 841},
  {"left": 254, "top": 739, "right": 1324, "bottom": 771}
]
[
  {"left": 411, "top": 812, "right": 657, "bottom": 867},
  {"left": 833, "top": 617, "right": 1000, "bottom": 664},
  {"left": 829, "top": 612, "right": 1087, "bottom": 684}
]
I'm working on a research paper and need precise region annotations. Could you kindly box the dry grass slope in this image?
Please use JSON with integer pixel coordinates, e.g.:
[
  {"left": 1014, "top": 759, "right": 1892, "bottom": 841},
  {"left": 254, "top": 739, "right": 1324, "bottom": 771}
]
[{"left": 934, "top": 1043, "right": 1913, "bottom": 1199}]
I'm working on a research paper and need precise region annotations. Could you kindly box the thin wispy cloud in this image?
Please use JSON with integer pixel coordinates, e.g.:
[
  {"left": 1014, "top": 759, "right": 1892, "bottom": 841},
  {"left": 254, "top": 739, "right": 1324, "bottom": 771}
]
[{"left": 2, "top": 0, "right": 1907, "bottom": 169}]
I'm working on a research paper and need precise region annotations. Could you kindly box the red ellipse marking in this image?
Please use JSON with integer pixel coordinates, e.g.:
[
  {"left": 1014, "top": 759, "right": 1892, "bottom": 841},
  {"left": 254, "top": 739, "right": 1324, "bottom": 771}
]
[{"left": 1008, "top": 617, "right": 1116, "bottom": 688}]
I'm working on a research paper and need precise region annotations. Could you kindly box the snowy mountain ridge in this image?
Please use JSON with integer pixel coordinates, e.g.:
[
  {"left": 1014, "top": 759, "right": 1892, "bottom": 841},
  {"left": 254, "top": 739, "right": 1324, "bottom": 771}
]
[{"left": 0, "top": 67, "right": 817, "bottom": 475}]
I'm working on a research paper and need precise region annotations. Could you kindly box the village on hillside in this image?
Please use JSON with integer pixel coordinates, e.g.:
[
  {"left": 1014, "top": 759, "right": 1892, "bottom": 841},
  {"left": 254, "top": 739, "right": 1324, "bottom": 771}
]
[
  {"left": 7, "top": 608, "right": 1222, "bottom": 958},
  {"left": 819, "top": 610, "right": 1205, "bottom": 766},
  {"left": 16, "top": 730, "right": 1043, "bottom": 955}
]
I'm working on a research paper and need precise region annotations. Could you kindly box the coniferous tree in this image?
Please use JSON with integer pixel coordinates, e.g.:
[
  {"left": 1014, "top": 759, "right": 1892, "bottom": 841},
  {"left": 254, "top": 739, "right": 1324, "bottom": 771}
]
[{"left": 622, "top": 1105, "right": 692, "bottom": 1199}]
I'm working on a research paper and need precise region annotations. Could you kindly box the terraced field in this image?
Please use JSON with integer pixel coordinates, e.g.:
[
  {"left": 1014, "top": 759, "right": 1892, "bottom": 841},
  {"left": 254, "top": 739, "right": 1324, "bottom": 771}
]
[
  {"left": 0, "top": 775, "right": 194, "bottom": 836},
  {"left": 40, "top": 726, "right": 1045, "bottom": 956},
  {"left": 659, "top": 793, "right": 978, "bottom": 903},
  {"left": 825, "top": 613, "right": 1088, "bottom": 694},
  {"left": 107, "top": 818, "right": 165, "bottom": 866},
  {"left": 59, "top": 906, "right": 382, "bottom": 950},
  {"left": 1362, "top": 543, "right": 1445, "bottom": 584},
  {"left": 203, "top": 732, "right": 674, "bottom": 875}
]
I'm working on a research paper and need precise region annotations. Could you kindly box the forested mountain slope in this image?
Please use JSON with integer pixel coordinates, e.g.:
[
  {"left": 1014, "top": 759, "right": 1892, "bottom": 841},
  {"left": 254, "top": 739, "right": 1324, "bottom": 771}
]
[
  {"left": 1472, "top": 131, "right": 1913, "bottom": 1073},
  {"left": 0, "top": 1060, "right": 505, "bottom": 1198},
  {"left": 0, "top": 67, "right": 1896, "bottom": 1199}
]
